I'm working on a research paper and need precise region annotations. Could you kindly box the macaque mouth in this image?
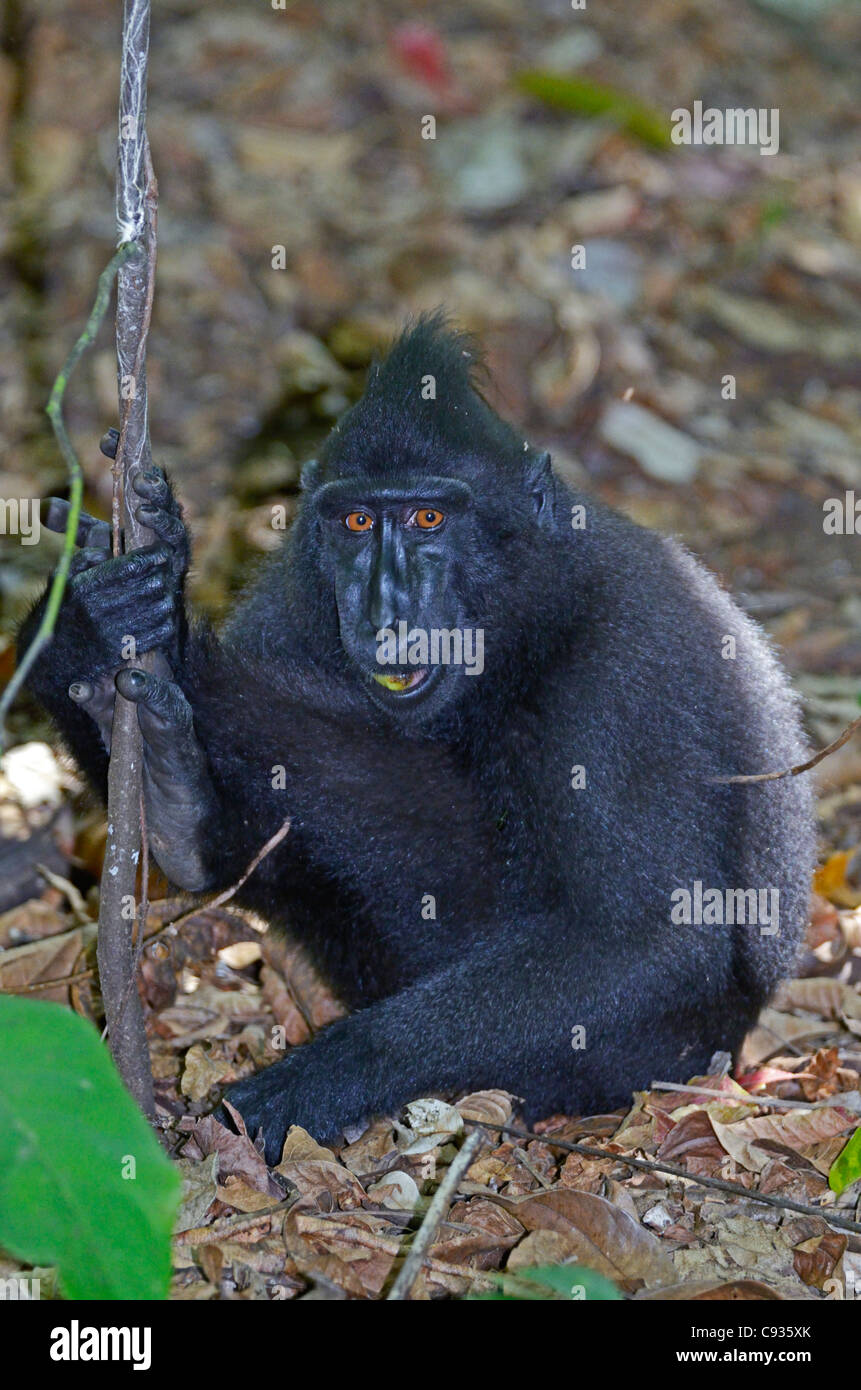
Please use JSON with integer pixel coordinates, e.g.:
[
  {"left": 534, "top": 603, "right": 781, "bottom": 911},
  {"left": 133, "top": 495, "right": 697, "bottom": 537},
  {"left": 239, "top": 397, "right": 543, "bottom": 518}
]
[{"left": 372, "top": 667, "right": 430, "bottom": 694}]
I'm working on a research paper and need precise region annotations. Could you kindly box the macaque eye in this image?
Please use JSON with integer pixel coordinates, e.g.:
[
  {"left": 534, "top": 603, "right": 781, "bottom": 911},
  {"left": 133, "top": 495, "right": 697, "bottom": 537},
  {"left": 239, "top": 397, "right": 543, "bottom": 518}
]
[
  {"left": 411, "top": 508, "right": 445, "bottom": 530},
  {"left": 344, "top": 511, "right": 374, "bottom": 533}
]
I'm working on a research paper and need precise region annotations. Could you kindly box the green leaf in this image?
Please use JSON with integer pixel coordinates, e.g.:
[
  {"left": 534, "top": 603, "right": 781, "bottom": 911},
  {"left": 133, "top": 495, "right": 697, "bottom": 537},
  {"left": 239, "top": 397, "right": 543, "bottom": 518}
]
[
  {"left": 758, "top": 199, "right": 791, "bottom": 231},
  {"left": 829, "top": 1126, "right": 861, "bottom": 1196},
  {"left": 520, "top": 1263, "right": 623, "bottom": 1299},
  {"left": 516, "top": 71, "right": 671, "bottom": 149},
  {"left": 0, "top": 996, "right": 181, "bottom": 1299},
  {"left": 469, "top": 1263, "right": 623, "bottom": 1301}
]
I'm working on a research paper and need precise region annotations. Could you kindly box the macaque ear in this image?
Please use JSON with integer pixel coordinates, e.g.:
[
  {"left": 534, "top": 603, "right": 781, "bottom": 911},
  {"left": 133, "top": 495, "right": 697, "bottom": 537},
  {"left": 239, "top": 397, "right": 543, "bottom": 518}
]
[
  {"left": 524, "top": 450, "right": 554, "bottom": 527},
  {"left": 300, "top": 457, "right": 321, "bottom": 492}
]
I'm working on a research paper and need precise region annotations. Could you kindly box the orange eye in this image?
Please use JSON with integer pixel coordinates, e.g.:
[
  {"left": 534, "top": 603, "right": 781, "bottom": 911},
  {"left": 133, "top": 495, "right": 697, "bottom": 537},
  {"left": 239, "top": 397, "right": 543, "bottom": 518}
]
[
  {"left": 344, "top": 511, "right": 374, "bottom": 532},
  {"left": 413, "top": 508, "right": 444, "bottom": 530}
]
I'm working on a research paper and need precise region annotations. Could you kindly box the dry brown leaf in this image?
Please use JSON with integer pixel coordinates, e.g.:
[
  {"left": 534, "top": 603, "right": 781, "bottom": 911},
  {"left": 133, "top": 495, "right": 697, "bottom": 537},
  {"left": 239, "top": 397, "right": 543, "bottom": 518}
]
[
  {"left": 488, "top": 1188, "right": 674, "bottom": 1291},
  {"left": 260, "top": 935, "right": 345, "bottom": 1031},
  {"left": 708, "top": 1116, "right": 773, "bottom": 1174},
  {"left": 365, "top": 1170, "right": 420, "bottom": 1211},
  {"left": 774, "top": 977, "right": 854, "bottom": 1019},
  {"left": 466, "top": 1153, "right": 513, "bottom": 1187},
  {"left": 797, "top": 1135, "right": 854, "bottom": 1176},
  {"left": 288, "top": 1210, "right": 398, "bottom": 1295},
  {"left": 259, "top": 965, "right": 314, "bottom": 1046},
  {"left": 606, "top": 1179, "right": 641, "bottom": 1222},
  {"left": 431, "top": 1197, "right": 524, "bottom": 1268},
  {"left": 187, "top": 1114, "right": 278, "bottom": 1196},
  {"left": 0, "top": 922, "right": 97, "bottom": 1003},
  {"left": 505, "top": 1141, "right": 558, "bottom": 1194},
  {"left": 740, "top": 1007, "right": 835, "bottom": 1067},
  {"left": 278, "top": 1126, "right": 336, "bottom": 1164},
  {"left": 612, "top": 1093, "right": 654, "bottom": 1140},
  {"left": 339, "top": 1119, "right": 400, "bottom": 1177},
  {"left": 456, "top": 1090, "right": 515, "bottom": 1125},
  {"left": 399, "top": 1098, "right": 463, "bottom": 1155},
  {"left": 197, "top": 1234, "right": 288, "bottom": 1284},
  {"left": 285, "top": 1243, "right": 368, "bottom": 1298},
  {"left": 277, "top": 1160, "right": 366, "bottom": 1211},
  {"left": 841, "top": 909, "right": 861, "bottom": 950},
  {"left": 175, "top": 1153, "right": 220, "bottom": 1232},
  {"left": 506, "top": 1228, "right": 578, "bottom": 1271},
  {"left": 559, "top": 1152, "right": 613, "bottom": 1193},
  {"left": 657, "top": 1108, "right": 725, "bottom": 1165},
  {"left": 216, "top": 1176, "right": 278, "bottom": 1213},
  {"left": 674, "top": 1211, "right": 799, "bottom": 1292},
  {"left": 155, "top": 983, "right": 266, "bottom": 1045},
  {"left": 636, "top": 1279, "right": 785, "bottom": 1300},
  {"left": 722, "top": 1105, "right": 855, "bottom": 1151},
  {"left": 0, "top": 898, "right": 70, "bottom": 948},
  {"left": 759, "top": 1157, "right": 829, "bottom": 1201},
  {"left": 813, "top": 851, "right": 851, "bottom": 902},
  {"left": 273, "top": 1130, "right": 366, "bottom": 1213},
  {"left": 792, "top": 1230, "right": 847, "bottom": 1290},
  {"left": 181, "top": 1043, "right": 225, "bottom": 1101},
  {"left": 800, "top": 1047, "right": 843, "bottom": 1099},
  {"left": 610, "top": 1120, "right": 655, "bottom": 1151}
]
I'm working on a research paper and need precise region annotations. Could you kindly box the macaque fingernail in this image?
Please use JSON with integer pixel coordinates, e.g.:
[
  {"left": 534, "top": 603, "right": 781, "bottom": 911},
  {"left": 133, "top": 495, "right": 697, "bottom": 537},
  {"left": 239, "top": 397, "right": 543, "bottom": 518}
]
[
  {"left": 123, "top": 669, "right": 147, "bottom": 692},
  {"left": 99, "top": 428, "right": 120, "bottom": 459}
]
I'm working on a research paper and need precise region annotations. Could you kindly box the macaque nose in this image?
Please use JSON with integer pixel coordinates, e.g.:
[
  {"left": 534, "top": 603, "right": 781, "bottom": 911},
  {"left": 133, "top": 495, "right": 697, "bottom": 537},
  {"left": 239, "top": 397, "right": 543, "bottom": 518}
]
[{"left": 368, "top": 520, "right": 410, "bottom": 632}]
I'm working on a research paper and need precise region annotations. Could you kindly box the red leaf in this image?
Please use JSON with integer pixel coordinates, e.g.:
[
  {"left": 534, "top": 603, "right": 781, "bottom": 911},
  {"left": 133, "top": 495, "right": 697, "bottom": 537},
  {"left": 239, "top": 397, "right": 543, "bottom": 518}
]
[{"left": 390, "top": 24, "right": 451, "bottom": 93}]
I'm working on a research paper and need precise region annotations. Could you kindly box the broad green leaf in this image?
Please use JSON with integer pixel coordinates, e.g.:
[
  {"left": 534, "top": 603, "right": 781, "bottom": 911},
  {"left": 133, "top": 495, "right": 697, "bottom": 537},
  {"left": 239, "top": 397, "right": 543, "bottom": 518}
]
[
  {"left": 520, "top": 1263, "right": 623, "bottom": 1299},
  {"left": 469, "top": 1263, "right": 622, "bottom": 1301},
  {"left": 0, "top": 995, "right": 181, "bottom": 1299},
  {"left": 829, "top": 1125, "right": 861, "bottom": 1196}
]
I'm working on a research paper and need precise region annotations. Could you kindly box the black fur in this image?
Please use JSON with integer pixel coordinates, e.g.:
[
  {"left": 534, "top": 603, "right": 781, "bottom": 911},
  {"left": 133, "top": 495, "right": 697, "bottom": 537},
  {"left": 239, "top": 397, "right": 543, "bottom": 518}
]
[{"left": 20, "top": 314, "right": 815, "bottom": 1162}]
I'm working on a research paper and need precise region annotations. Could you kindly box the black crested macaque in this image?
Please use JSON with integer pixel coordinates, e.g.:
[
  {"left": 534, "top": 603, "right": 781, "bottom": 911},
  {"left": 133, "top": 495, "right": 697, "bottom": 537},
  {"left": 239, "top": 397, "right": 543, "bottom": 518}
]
[{"left": 20, "top": 316, "right": 815, "bottom": 1163}]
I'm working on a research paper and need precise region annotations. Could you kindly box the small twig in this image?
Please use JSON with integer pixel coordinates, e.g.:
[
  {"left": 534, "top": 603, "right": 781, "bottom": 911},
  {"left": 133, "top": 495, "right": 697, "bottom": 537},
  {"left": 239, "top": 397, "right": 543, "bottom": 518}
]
[
  {"left": 14, "top": 820, "right": 293, "bottom": 1000},
  {"left": 110, "top": 818, "right": 291, "bottom": 1026},
  {"left": 175, "top": 1202, "right": 292, "bottom": 1245},
  {"left": 185, "top": 818, "right": 292, "bottom": 918},
  {"left": 513, "top": 1145, "right": 553, "bottom": 1188},
  {"left": 10, "top": 970, "right": 96, "bottom": 996},
  {"left": 387, "top": 1131, "right": 482, "bottom": 1300},
  {"left": 35, "top": 863, "right": 92, "bottom": 923},
  {"left": 303, "top": 1221, "right": 497, "bottom": 1292},
  {"left": 650, "top": 1079, "right": 858, "bottom": 1112},
  {"left": 715, "top": 715, "right": 861, "bottom": 785},
  {"left": 759, "top": 1021, "right": 806, "bottom": 1057},
  {"left": 0, "top": 243, "right": 137, "bottom": 748},
  {"left": 465, "top": 1121, "right": 861, "bottom": 1237}
]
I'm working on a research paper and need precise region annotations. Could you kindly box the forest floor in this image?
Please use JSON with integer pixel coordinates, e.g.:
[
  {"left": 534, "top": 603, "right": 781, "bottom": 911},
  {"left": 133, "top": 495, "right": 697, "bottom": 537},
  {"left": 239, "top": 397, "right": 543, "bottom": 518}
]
[{"left": 1, "top": 0, "right": 861, "bottom": 1298}]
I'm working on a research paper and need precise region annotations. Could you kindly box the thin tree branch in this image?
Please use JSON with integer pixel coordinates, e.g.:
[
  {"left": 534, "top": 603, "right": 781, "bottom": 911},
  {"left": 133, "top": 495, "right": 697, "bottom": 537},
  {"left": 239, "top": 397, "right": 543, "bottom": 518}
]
[
  {"left": 714, "top": 715, "right": 861, "bottom": 785},
  {"left": 97, "top": 0, "right": 156, "bottom": 1115},
  {"left": 465, "top": 1120, "right": 861, "bottom": 1237},
  {"left": 650, "top": 1078, "right": 860, "bottom": 1112},
  {"left": 186, "top": 817, "right": 293, "bottom": 918},
  {"left": 12, "top": 819, "right": 292, "bottom": 999},
  {"left": 387, "top": 1131, "right": 482, "bottom": 1299}
]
